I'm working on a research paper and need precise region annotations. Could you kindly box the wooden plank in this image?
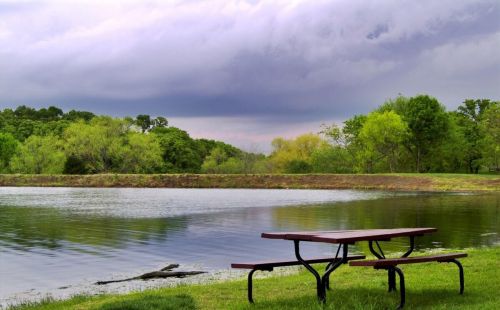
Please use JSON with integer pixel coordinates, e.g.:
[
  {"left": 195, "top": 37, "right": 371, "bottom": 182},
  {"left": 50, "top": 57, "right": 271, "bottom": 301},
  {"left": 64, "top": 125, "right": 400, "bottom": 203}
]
[
  {"left": 261, "top": 231, "right": 346, "bottom": 240},
  {"left": 309, "top": 228, "right": 437, "bottom": 243},
  {"left": 349, "top": 253, "right": 467, "bottom": 267},
  {"left": 231, "top": 254, "right": 366, "bottom": 269},
  {"left": 261, "top": 228, "right": 437, "bottom": 243}
]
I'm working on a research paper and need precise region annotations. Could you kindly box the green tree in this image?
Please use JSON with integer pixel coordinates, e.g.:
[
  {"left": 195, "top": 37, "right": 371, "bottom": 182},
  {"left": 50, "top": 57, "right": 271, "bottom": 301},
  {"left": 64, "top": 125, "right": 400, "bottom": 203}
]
[
  {"left": 270, "top": 133, "right": 325, "bottom": 172},
  {"left": 480, "top": 102, "right": 500, "bottom": 171},
  {"left": 10, "top": 135, "right": 65, "bottom": 174},
  {"left": 377, "top": 95, "right": 410, "bottom": 116},
  {"left": 64, "top": 117, "right": 127, "bottom": 173},
  {"left": 454, "top": 99, "right": 493, "bottom": 173},
  {"left": 135, "top": 115, "right": 152, "bottom": 133},
  {"left": 120, "top": 133, "right": 163, "bottom": 173},
  {"left": 427, "top": 114, "right": 467, "bottom": 172},
  {"left": 0, "top": 133, "right": 18, "bottom": 172},
  {"left": 37, "top": 106, "right": 63, "bottom": 120},
  {"left": 152, "top": 117, "right": 168, "bottom": 128},
  {"left": 63, "top": 110, "right": 95, "bottom": 122},
  {"left": 202, "top": 147, "right": 229, "bottom": 173},
  {"left": 358, "top": 111, "right": 408, "bottom": 172},
  {"left": 14, "top": 105, "right": 37, "bottom": 119},
  {"left": 201, "top": 146, "right": 254, "bottom": 174},
  {"left": 152, "top": 127, "right": 203, "bottom": 173},
  {"left": 284, "top": 159, "right": 312, "bottom": 173},
  {"left": 310, "top": 144, "right": 352, "bottom": 173},
  {"left": 401, "top": 95, "right": 449, "bottom": 172},
  {"left": 32, "top": 120, "right": 71, "bottom": 137}
]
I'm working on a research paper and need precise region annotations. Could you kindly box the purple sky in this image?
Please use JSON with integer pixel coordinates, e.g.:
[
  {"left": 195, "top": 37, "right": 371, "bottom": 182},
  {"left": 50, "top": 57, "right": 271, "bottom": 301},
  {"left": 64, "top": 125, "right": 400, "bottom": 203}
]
[{"left": 0, "top": 0, "right": 499, "bottom": 152}]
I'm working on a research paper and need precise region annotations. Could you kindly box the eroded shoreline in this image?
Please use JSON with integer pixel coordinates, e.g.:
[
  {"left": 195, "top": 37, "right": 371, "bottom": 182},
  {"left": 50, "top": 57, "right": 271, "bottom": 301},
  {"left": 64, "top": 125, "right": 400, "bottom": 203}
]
[{"left": 0, "top": 173, "right": 498, "bottom": 192}]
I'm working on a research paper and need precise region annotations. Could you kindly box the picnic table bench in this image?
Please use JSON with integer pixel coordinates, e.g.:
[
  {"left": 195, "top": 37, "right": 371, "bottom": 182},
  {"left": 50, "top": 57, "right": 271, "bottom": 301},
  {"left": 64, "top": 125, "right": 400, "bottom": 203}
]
[
  {"left": 232, "top": 228, "right": 467, "bottom": 309},
  {"left": 350, "top": 252, "right": 467, "bottom": 308},
  {"left": 231, "top": 254, "right": 365, "bottom": 303}
]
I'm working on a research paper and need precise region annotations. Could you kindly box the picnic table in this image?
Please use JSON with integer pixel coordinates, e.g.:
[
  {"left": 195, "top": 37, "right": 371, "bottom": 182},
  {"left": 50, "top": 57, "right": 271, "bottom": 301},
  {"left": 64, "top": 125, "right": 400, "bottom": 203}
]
[{"left": 261, "top": 227, "right": 465, "bottom": 308}]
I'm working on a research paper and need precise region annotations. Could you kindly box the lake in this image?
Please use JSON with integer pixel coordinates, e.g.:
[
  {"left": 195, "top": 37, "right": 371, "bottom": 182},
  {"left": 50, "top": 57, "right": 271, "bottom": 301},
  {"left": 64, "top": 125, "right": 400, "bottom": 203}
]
[{"left": 0, "top": 187, "right": 498, "bottom": 305}]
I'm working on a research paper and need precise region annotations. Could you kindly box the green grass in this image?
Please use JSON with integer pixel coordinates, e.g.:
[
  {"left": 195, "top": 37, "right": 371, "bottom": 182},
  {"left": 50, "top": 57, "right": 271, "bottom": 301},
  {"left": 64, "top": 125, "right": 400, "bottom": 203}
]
[{"left": 11, "top": 247, "right": 500, "bottom": 310}]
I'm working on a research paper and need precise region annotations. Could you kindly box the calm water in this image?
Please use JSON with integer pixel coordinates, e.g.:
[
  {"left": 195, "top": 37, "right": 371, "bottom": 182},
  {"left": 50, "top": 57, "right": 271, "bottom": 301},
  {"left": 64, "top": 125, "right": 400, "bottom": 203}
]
[{"left": 0, "top": 187, "right": 499, "bottom": 304}]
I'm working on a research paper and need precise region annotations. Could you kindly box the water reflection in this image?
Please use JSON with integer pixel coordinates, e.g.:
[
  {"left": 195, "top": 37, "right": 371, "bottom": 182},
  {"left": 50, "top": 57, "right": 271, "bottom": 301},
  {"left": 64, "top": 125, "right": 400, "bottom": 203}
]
[
  {"left": 271, "top": 193, "right": 500, "bottom": 249},
  {"left": 0, "top": 205, "right": 184, "bottom": 252}
]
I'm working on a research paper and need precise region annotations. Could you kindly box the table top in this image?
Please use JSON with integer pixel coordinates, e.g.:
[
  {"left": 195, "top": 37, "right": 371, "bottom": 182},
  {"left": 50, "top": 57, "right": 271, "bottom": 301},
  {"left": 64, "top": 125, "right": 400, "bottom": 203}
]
[{"left": 261, "top": 228, "right": 437, "bottom": 244}]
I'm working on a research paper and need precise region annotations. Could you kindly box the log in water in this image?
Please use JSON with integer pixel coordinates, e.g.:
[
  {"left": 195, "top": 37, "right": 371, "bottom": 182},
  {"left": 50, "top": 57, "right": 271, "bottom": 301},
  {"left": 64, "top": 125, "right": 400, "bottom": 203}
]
[{"left": 95, "top": 264, "right": 205, "bottom": 285}]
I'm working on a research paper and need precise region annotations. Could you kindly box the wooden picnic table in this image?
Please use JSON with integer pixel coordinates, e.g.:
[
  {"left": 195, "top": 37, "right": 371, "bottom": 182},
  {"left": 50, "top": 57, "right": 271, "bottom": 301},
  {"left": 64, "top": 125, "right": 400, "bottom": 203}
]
[{"left": 261, "top": 228, "right": 437, "bottom": 303}]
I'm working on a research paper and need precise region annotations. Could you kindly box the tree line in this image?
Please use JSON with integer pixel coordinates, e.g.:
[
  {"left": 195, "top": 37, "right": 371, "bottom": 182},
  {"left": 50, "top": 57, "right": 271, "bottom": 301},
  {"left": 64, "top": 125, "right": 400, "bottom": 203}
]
[
  {"left": 0, "top": 106, "right": 252, "bottom": 174},
  {"left": 0, "top": 94, "right": 498, "bottom": 175},
  {"left": 271, "top": 95, "right": 499, "bottom": 174}
]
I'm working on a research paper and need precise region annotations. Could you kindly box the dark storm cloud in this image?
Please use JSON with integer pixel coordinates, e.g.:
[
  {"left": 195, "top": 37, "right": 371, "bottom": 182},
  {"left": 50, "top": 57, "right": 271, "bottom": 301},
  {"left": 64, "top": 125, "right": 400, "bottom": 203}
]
[{"left": 0, "top": 0, "right": 499, "bottom": 149}]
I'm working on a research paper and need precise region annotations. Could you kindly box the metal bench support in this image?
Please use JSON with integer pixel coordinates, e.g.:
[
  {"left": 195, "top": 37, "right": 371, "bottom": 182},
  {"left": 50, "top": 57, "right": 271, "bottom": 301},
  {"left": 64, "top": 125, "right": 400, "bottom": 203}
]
[
  {"left": 393, "top": 266, "right": 405, "bottom": 309},
  {"left": 247, "top": 267, "right": 272, "bottom": 303},
  {"left": 439, "top": 258, "right": 465, "bottom": 294},
  {"left": 371, "top": 257, "right": 465, "bottom": 309}
]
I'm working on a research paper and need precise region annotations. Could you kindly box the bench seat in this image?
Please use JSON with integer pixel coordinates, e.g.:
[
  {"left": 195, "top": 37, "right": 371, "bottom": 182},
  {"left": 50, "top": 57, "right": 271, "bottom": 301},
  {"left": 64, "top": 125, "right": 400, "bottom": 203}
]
[
  {"left": 350, "top": 253, "right": 467, "bottom": 309},
  {"left": 232, "top": 254, "right": 365, "bottom": 303},
  {"left": 232, "top": 254, "right": 366, "bottom": 270},
  {"left": 349, "top": 253, "right": 467, "bottom": 267}
]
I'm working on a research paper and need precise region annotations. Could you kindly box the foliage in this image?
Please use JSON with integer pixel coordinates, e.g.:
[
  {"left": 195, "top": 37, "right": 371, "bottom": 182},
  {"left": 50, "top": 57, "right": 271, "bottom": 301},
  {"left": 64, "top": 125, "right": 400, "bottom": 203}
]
[
  {"left": 10, "top": 135, "right": 66, "bottom": 174},
  {"left": 120, "top": 133, "right": 163, "bottom": 173},
  {"left": 270, "top": 133, "right": 325, "bottom": 173},
  {"left": 201, "top": 147, "right": 245, "bottom": 174},
  {"left": 0, "top": 97, "right": 498, "bottom": 175},
  {"left": 400, "top": 95, "right": 450, "bottom": 172},
  {"left": 284, "top": 159, "right": 312, "bottom": 173},
  {"left": 63, "top": 118, "right": 127, "bottom": 173},
  {"left": 0, "top": 132, "right": 18, "bottom": 172},
  {"left": 453, "top": 99, "right": 493, "bottom": 173},
  {"left": 152, "top": 127, "right": 203, "bottom": 173},
  {"left": 358, "top": 111, "right": 408, "bottom": 172},
  {"left": 0, "top": 105, "right": 253, "bottom": 175},
  {"left": 481, "top": 102, "right": 500, "bottom": 170},
  {"left": 135, "top": 114, "right": 168, "bottom": 133},
  {"left": 310, "top": 145, "right": 352, "bottom": 173}
]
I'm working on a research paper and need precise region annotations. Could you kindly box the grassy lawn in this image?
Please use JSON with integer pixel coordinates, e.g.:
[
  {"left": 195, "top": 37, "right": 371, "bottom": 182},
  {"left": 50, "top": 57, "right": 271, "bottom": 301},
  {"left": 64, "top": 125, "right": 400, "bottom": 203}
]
[{"left": 12, "top": 247, "right": 500, "bottom": 310}]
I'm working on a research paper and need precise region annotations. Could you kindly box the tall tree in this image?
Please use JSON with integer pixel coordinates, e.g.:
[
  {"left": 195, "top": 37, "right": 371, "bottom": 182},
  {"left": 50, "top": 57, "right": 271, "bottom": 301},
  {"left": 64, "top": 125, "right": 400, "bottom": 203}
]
[
  {"left": 152, "top": 127, "right": 203, "bottom": 173},
  {"left": 480, "top": 102, "right": 500, "bottom": 171},
  {"left": 64, "top": 117, "right": 127, "bottom": 173},
  {"left": 358, "top": 111, "right": 408, "bottom": 172},
  {"left": 270, "top": 133, "right": 325, "bottom": 173},
  {"left": 152, "top": 117, "right": 168, "bottom": 128},
  {"left": 401, "top": 95, "right": 449, "bottom": 172},
  {"left": 135, "top": 114, "right": 152, "bottom": 133},
  {"left": 454, "top": 99, "right": 493, "bottom": 173}
]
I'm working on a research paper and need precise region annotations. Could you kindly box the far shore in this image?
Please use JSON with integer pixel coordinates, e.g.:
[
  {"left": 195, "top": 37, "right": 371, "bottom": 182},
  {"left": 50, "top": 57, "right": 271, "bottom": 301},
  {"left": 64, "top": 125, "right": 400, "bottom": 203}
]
[{"left": 0, "top": 173, "right": 498, "bottom": 192}]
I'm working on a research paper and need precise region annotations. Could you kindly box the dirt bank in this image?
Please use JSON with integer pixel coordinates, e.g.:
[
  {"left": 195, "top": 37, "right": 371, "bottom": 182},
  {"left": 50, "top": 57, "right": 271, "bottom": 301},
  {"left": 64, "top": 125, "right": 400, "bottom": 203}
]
[{"left": 0, "top": 173, "right": 498, "bottom": 191}]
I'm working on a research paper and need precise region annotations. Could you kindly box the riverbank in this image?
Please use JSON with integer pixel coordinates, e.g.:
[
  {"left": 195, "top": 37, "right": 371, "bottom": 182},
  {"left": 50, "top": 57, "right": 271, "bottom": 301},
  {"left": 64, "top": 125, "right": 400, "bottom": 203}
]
[
  {"left": 0, "top": 173, "right": 499, "bottom": 191},
  {"left": 11, "top": 247, "right": 500, "bottom": 310}
]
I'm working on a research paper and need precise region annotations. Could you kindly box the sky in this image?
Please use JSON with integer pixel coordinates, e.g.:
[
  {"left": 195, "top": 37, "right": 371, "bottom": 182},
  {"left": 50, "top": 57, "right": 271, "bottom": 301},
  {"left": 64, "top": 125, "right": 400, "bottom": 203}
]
[{"left": 0, "top": 0, "right": 499, "bottom": 152}]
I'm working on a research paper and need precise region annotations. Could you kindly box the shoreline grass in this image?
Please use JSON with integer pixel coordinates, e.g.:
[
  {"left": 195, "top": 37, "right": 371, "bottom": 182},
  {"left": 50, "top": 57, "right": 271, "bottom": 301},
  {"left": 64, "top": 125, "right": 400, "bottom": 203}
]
[
  {"left": 10, "top": 247, "right": 500, "bottom": 310},
  {"left": 0, "top": 173, "right": 499, "bottom": 191}
]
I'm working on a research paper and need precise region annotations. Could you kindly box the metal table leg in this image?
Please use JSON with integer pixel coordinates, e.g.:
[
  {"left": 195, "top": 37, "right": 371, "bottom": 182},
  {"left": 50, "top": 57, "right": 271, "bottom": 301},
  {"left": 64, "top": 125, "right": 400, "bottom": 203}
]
[
  {"left": 293, "top": 240, "right": 348, "bottom": 303},
  {"left": 294, "top": 240, "right": 324, "bottom": 301},
  {"left": 323, "top": 244, "right": 348, "bottom": 294}
]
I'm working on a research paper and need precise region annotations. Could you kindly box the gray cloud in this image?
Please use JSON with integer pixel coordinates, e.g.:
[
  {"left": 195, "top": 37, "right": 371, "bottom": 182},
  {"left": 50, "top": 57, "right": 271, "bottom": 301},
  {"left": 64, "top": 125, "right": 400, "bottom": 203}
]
[{"left": 0, "top": 0, "right": 499, "bottom": 150}]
